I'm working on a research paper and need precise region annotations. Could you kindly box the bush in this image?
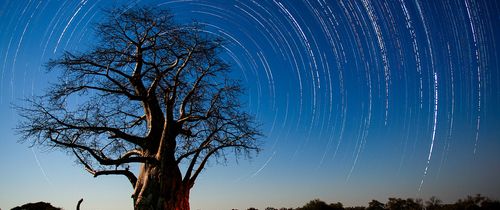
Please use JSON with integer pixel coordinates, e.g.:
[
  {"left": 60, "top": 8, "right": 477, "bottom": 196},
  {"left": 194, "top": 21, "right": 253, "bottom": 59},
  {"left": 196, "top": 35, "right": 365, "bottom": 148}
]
[{"left": 11, "top": 202, "right": 61, "bottom": 210}]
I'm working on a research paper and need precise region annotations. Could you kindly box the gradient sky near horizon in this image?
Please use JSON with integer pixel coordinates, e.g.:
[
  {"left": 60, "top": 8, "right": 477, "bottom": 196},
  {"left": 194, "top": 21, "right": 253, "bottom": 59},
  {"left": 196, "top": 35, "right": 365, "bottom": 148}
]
[{"left": 1, "top": 0, "right": 500, "bottom": 210}]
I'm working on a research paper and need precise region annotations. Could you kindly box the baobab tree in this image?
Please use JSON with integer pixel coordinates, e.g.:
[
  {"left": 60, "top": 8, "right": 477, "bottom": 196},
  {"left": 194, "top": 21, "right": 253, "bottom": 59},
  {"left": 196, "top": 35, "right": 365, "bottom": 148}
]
[{"left": 16, "top": 7, "right": 261, "bottom": 210}]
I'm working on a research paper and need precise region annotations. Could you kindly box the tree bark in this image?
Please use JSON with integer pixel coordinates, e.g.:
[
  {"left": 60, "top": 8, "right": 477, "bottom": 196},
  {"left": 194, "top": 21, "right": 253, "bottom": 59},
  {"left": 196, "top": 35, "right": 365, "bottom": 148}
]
[{"left": 133, "top": 162, "right": 190, "bottom": 210}]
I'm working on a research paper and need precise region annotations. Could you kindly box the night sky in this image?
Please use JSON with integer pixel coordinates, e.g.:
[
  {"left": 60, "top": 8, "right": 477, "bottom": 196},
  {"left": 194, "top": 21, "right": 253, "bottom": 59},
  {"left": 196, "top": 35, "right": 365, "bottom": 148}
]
[{"left": 1, "top": 1, "right": 500, "bottom": 210}]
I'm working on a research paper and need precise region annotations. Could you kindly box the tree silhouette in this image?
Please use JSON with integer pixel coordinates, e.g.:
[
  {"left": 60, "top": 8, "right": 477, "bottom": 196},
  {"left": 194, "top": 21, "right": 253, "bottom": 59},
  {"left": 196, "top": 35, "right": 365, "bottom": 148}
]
[
  {"left": 367, "top": 200, "right": 385, "bottom": 210},
  {"left": 11, "top": 202, "right": 61, "bottom": 210},
  {"left": 385, "top": 198, "right": 423, "bottom": 210},
  {"left": 298, "top": 199, "right": 339, "bottom": 210},
  {"left": 426, "top": 196, "right": 442, "bottom": 210},
  {"left": 404, "top": 198, "right": 423, "bottom": 210},
  {"left": 329, "top": 202, "right": 344, "bottom": 210},
  {"left": 452, "top": 194, "right": 486, "bottom": 210},
  {"left": 16, "top": 7, "right": 261, "bottom": 210},
  {"left": 480, "top": 198, "right": 500, "bottom": 210}
]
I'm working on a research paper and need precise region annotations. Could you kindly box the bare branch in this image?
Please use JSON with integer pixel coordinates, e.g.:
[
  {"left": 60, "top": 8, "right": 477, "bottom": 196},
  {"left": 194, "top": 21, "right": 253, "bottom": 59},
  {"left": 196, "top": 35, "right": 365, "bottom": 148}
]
[
  {"left": 56, "top": 137, "right": 155, "bottom": 166},
  {"left": 16, "top": 7, "right": 261, "bottom": 196},
  {"left": 40, "top": 106, "right": 145, "bottom": 146},
  {"left": 73, "top": 149, "right": 137, "bottom": 187},
  {"left": 94, "top": 170, "right": 138, "bottom": 187}
]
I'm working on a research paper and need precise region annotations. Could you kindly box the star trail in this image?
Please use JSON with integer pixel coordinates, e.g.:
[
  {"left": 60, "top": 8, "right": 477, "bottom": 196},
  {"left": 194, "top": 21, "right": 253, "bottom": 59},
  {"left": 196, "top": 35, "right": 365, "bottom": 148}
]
[{"left": 1, "top": 1, "right": 499, "bottom": 210}]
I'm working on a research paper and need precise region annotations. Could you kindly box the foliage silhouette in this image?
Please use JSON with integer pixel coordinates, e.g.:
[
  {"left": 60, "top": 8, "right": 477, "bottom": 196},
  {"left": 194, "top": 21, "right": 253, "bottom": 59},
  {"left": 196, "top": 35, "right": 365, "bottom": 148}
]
[
  {"left": 297, "top": 199, "right": 337, "bottom": 210},
  {"left": 11, "top": 194, "right": 500, "bottom": 210},
  {"left": 367, "top": 200, "right": 385, "bottom": 210},
  {"left": 426, "top": 196, "right": 442, "bottom": 210},
  {"left": 11, "top": 202, "right": 61, "bottom": 210},
  {"left": 256, "top": 195, "right": 500, "bottom": 210}
]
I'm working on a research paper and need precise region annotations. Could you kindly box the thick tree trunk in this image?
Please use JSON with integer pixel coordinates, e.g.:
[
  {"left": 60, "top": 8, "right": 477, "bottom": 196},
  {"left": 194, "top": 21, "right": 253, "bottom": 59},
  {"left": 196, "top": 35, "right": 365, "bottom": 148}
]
[{"left": 133, "top": 162, "right": 190, "bottom": 210}]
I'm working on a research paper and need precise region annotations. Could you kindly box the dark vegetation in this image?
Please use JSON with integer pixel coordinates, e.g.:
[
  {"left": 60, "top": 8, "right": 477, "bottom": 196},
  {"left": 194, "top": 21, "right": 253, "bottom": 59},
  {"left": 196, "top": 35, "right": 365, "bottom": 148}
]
[
  {"left": 11, "top": 194, "right": 500, "bottom": 210},
  {"left": 243, "top": 194, "right": 500, "bottom": 210},
  {"left": 10, "top": 201, "right": 61, "bottom": 210},
  {"left": 10, "top": 198, "right": 82, "bottom": 210}
]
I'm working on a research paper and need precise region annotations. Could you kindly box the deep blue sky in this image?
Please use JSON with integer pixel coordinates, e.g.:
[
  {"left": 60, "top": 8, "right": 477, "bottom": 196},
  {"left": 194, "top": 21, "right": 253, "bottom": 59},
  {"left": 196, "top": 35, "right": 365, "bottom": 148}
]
[{"left": 1, "top": 1, "right": 500, "bottom": 210}]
